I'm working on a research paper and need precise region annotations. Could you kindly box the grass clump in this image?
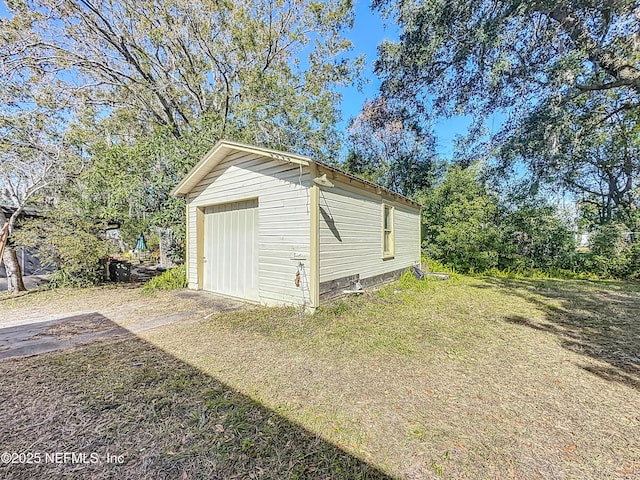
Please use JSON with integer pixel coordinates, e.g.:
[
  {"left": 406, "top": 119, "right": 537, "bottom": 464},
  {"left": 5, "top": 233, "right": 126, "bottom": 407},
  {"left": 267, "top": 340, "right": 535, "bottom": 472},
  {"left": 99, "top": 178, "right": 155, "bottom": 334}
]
[
  {"left": 421, "top": 256, "right": 458, "bottom": 275},
  {"left": 479, "top": 266, "right": 602, "bottom": 281},
  {"left": 142, "top": 265, "right": 187, "bottom": 294}
]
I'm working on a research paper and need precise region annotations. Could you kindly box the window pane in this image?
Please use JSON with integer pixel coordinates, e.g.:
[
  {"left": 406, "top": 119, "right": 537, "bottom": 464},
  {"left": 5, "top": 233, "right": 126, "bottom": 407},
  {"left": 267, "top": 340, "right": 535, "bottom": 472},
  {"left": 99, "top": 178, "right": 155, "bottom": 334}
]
[{"left": 384, "top": 205, "right": 391, "bottom": 230}]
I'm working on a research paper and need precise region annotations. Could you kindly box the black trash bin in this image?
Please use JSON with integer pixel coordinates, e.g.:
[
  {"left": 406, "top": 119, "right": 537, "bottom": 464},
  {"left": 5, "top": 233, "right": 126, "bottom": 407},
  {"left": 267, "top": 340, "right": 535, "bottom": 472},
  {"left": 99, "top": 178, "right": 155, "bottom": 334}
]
[{"left": 108, "top": 260, "right": 132, "bottom": 282}]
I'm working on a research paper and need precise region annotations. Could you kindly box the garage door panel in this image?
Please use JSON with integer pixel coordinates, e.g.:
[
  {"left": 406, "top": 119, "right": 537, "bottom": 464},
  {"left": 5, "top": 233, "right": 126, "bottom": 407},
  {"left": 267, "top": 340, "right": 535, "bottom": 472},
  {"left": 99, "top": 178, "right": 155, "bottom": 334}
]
[{"left": 203, "top": 199, "right": 259, "bottom": 301}]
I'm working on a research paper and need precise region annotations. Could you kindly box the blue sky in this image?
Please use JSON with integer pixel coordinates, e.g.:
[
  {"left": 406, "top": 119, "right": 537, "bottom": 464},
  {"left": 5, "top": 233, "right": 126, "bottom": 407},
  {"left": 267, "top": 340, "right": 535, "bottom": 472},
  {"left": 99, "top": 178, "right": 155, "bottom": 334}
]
[
  {"left": 339, "top": 0, "right": 474, "bottom": 159},
  {"left": 0, "top": 0, "right": 474, "bottom": 159}
]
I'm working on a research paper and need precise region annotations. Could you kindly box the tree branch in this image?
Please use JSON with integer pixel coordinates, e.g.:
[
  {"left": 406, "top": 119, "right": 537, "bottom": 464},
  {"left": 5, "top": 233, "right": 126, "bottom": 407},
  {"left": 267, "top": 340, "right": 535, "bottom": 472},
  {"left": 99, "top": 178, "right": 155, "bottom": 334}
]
[{"left": 548, "top": 6, "right": 640, "bottom": 94}]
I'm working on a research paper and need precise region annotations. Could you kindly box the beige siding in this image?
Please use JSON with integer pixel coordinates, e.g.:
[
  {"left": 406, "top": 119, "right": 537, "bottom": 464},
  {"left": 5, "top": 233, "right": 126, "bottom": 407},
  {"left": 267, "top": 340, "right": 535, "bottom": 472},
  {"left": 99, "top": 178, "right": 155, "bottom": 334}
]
[
  {"left": 187, "top": 151, "right": 311, "bottom": 307},
  {"left": 318, "top": 179, "right": 421, "bottom": 284}
]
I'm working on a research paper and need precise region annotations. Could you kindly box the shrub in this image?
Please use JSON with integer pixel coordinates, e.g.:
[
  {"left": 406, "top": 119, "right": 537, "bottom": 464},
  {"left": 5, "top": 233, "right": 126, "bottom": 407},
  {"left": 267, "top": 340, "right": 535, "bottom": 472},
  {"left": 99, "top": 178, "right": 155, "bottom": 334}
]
[
  {"left": 14, "top": 216, "right": 112, "bottom": 287},
  {"left": 584, "top": 223, "right": 640, "bottom": 279},
  {"left": 142, "top": 265, "right": 187, "bottom": 294},
  {"left": 497, "top": 203, "right": 577, "bottom": 271},
  {"left": 420, "top": 165, "right": 502, "bottom": 273}
]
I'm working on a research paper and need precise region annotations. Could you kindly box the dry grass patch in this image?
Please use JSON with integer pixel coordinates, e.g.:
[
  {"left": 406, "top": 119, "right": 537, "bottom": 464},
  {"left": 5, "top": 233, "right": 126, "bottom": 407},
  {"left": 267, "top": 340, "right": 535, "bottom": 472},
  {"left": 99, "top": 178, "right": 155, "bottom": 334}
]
[
  {"left": 141, "top": 274, "right": 640, "bottom": 478},
  {"left": 0, "top": 336, "right": 389, "bottom": 480}
]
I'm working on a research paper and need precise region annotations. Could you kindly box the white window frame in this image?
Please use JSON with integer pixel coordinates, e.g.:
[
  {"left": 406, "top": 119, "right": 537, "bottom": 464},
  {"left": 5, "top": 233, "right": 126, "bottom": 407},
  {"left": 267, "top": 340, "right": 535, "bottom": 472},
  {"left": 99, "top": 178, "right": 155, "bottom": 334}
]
[{"left": 382, "top": 203, "right": 395, "bottom": 259}]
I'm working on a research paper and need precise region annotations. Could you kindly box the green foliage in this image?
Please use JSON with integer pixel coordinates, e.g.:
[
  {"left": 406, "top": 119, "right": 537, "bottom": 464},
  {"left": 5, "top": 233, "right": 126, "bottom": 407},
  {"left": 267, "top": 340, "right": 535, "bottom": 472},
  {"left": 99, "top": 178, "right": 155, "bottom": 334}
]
[
  {"left": 497, "top": 90, "right": 640, "bottom": 224},
  {"left": 374, "top": 0, "right": 639, "bottom": 125},
  {"left": 3, "top": 0, "right": 362, "bottom": 279},
  {"left": 76, "top": 129, "right": 193, "bottom": 255},
  {"left": 373, "top": 0, "right": 639, "bottom": 236},
  {"left": 583, "top": 223, "right": 640, "bottom": 279},
  {"left": 6, "top": 0, "right": 361, "bottom": 157},
  {"left": 421, "top": 256, "right": 458, "bottom": 275},
  {"left": 479, "top": 266, "right": 599, "bottom": 281},
  {"left": 142, "top": 266, "right": 187, "bottom": 294},
  {"left": 420, "top": 164, "right": 582, "bottom": 276},
  {"left": 397, "top": 270, "right": 425, "bottom": 289},
  {"left": 14, "top": 214, "right": 113, "bottom": 287},
  {"left": 420, "top": 164, "right": 501, "bottom": 272},
  {"left": 498, "top": 203, "right": 577, "bottom": 271}
]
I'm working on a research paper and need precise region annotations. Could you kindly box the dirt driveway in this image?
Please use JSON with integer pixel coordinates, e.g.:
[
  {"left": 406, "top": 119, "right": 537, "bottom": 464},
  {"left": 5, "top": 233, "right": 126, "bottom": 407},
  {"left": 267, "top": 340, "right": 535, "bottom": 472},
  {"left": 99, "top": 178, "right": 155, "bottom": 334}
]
[{"left": 0, "top": 288, "right": 250, "bottom": 360}]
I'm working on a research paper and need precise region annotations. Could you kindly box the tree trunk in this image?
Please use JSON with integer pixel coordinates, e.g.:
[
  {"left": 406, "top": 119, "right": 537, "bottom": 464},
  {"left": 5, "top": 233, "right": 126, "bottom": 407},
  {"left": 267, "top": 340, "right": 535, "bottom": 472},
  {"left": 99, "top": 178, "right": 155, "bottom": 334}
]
[
  {"left": 0, "top": 210, "right": 27, "bottom": 293},
  {"left": 2, "top": 245, "right": 26, "bottom": 292}
]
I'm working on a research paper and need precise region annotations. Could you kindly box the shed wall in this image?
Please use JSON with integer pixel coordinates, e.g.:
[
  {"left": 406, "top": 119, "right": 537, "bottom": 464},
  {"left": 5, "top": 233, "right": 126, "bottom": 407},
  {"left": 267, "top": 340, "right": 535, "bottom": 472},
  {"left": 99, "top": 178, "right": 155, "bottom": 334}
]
[
  {"left": 318, "top": 178, "right": 421, "bottom": 290},
  {"left": 186, "top": 151, "right": 311, "bottom": 306}
]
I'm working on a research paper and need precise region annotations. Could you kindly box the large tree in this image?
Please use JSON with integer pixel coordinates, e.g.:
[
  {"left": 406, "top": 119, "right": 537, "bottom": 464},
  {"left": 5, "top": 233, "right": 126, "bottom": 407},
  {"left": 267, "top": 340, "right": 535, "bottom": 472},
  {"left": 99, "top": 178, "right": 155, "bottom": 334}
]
[
  {"left": 0, "top": 53, "right": 73, "bottom": 291},
  {"left": 2, "top": 0, "right": 360, "bottom": 156},
  {"left": 373, "top": 0, "right": 639, "bottom": 219},
  {"left": 497, "top": 88, "right": 640, "bottom": 226},
  {"left": 345, "top": 97, "right": 440, "bottom": 197}
]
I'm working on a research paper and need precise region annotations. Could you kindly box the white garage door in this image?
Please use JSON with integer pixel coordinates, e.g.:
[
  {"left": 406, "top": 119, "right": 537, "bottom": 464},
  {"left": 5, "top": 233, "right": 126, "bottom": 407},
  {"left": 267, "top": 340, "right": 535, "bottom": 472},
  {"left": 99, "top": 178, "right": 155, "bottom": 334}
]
[{"left": 203, "top": 198, "right": 259, "bottom": 301}]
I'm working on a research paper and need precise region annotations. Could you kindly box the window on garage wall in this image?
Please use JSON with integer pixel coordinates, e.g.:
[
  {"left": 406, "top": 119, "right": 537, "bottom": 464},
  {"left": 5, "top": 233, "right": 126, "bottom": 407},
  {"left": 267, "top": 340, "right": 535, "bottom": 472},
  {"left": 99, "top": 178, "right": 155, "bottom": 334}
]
[{"left": 382, "top": 203, "right": 394, "bottom": 258}]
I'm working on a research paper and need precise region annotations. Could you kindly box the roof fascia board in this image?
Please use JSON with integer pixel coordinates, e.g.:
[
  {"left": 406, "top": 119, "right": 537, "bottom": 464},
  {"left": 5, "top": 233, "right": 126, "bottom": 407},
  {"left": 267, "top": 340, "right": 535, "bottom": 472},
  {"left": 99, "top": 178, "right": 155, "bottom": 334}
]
[
  {"left": 222, "top": 141, "right": 312, "bottom": 166},
  {"left": 315, "top": 163, "right": 423, "bottom": 209}
]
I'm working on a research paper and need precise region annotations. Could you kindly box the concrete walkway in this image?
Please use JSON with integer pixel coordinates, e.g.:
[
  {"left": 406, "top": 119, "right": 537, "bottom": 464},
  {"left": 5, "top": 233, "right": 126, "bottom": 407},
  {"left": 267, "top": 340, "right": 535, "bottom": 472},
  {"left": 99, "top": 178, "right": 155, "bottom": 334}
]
[
  {"left": 0, "top": 312, "right": 130, "bottom": 360},
  {"left": 0, "top": 290, "right": 249, "bottom": 360}
]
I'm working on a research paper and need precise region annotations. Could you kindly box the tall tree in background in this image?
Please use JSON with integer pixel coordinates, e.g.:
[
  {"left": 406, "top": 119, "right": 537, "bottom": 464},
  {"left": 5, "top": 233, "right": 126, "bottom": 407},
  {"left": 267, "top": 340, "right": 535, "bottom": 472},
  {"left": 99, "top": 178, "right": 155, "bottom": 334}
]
[
  {"left": 3, "top": 0, "right": 360, "bottom": 155},
  {"left": 345, "top": 97, "right": 439, "bottom": 197},
  {"left": 373, "top": 0, "right": 639, "bottom": 221},
  {"left": 0, "top": 47, "right": 74, "bottom": 291},
  {"left": 498, "top": 89, "right": 640, "bottom": 226}
]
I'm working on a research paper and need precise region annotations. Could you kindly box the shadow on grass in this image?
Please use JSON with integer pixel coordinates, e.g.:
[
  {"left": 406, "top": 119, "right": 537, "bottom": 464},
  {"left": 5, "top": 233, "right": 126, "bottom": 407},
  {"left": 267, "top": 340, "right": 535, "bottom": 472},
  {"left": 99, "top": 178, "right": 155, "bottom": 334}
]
[
  {"left": 0, "top": 313, "right": 131, "bottom": 360},
  {"left": 0, "top": 315, "right": 392, "bottom": 480},
  {"left": 474, "top": 277, "right": 640, "bottom": 390}
]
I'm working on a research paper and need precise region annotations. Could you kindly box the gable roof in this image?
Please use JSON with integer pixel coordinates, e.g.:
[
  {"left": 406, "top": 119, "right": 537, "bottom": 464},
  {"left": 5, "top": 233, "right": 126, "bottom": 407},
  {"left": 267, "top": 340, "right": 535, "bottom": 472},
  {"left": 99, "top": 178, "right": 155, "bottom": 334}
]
[{"left": 171, "top": 140, "right": 422, "bottom": 209}]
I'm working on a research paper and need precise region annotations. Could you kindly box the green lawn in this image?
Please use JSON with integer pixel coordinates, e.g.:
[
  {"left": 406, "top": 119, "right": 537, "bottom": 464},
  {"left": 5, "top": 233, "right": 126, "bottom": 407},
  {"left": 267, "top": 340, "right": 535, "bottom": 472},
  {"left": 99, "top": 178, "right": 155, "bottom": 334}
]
[{"left": 1, "top": 274, "right": 639, "bottom": 479}]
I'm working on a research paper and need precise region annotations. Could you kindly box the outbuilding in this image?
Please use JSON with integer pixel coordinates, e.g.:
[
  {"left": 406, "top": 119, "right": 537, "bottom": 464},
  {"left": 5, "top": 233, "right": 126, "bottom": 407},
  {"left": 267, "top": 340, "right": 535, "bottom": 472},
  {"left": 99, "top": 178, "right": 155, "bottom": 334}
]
[{"left": 172, "top": 140, "right": 422, "bottom": 310}]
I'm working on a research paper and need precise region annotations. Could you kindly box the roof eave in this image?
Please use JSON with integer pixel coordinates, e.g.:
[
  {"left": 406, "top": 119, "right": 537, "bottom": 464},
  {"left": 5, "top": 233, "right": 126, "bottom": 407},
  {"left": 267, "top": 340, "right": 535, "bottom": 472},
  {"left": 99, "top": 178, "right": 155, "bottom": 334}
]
[
  {"left": 314, "top": 162, "right": 423, "bottom": 209},
  {"left": 171, "top": 140, "right": 423, "bottom": 209},
  {"left": 171, "top": 140, "right": 312, "bottom": 197}
]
